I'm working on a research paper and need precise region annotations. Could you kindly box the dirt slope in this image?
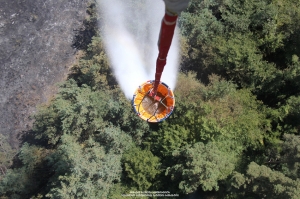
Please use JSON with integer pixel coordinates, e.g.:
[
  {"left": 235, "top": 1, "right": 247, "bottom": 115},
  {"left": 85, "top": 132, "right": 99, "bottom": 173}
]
[{"left": 0, "top": 0, "right": 89, "bottom": 148}]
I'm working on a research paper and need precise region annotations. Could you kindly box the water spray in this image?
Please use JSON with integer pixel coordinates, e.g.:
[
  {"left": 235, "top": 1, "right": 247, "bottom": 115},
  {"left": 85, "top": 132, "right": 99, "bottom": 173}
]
[{"left": 98, "top": 0, "right": 190, "bottom": 122}]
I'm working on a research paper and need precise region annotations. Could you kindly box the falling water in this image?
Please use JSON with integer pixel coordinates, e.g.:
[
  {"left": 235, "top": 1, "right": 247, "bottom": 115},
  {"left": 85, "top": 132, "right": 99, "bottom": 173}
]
[{"left": 97, "top": 0, "right": 180, "bottom": 99}]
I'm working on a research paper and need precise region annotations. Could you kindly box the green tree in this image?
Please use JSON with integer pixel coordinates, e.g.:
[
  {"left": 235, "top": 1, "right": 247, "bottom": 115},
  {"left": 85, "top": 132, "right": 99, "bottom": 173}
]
[
  {"left": 45, "top": 134, "right": 124, "bottom": 199},
  {"left": 265, "top": 134, "right": 300, "bottom": 179},
  {"left": 0, "top": 134, "right": 16, "bottom": 180},
  {"left": 166, "top": 142, "right": 236, "bottom": 193},
  {"left": 0, "top": 143, "right": 51, "bottom": 198},
  {"left": 122, "top": 146, "right": 161, "bottom": 190},
  {"left": 229, "top": 162, "right": 300, "bottom": 199},
  {"left": 280, "top": 134, "right": 300, "bottom": 179},
  {"left": 164, "top": 73, "right": 269, "bottom": 149}
]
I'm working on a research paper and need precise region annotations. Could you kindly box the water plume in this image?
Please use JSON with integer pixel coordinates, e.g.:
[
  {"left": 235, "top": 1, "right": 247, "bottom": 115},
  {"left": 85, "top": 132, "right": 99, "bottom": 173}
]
[{"left": 97, "top": 0, "right": 180, "bottom": 99}]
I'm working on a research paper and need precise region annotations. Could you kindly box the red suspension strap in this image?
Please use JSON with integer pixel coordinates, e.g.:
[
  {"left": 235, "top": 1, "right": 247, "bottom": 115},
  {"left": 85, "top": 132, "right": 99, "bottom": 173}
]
[{"left": 151, "top": 13, "right": 178, "bottom": 96}]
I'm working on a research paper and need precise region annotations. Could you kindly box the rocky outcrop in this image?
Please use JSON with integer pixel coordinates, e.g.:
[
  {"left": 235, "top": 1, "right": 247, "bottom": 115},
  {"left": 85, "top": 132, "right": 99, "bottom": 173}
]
[{"left": 0, "top": 0, "right": 89, "bottom": 148}]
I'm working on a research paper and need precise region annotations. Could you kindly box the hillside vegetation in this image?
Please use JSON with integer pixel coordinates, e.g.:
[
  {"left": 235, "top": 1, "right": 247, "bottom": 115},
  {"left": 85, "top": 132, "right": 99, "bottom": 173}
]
[{"left": 1, "top": 0, "right": 300, "bottom": 198}]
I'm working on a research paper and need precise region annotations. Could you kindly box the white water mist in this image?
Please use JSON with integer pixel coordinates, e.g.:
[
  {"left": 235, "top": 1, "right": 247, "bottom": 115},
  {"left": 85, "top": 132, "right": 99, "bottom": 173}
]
[{"left": 97, "top": 0, "right": 180, "bottom": 99}]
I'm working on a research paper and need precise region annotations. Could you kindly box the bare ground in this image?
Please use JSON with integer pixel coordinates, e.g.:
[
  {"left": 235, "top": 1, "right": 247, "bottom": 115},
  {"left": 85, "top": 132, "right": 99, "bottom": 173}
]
[{"left": 0, "top": 0, "right": 89, "bottom": 148}]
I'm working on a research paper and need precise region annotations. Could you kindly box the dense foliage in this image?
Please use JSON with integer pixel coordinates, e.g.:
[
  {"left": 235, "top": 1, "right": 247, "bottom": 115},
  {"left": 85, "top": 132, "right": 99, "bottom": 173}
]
[{"left": 1, "top": 0, "right": 300, "bottom": 198}]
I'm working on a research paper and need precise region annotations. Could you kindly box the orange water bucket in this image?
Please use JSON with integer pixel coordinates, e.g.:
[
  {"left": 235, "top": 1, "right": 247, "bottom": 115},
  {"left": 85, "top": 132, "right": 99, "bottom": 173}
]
[{"left": 132, "top": 80, "right": 175, "bottom": 123}]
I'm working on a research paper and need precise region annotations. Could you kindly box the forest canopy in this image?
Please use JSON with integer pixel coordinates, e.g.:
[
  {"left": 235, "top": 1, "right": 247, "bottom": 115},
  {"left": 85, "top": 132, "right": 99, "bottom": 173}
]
[{"left": 0, "top": 0, "right": 300, "bottom": 198}]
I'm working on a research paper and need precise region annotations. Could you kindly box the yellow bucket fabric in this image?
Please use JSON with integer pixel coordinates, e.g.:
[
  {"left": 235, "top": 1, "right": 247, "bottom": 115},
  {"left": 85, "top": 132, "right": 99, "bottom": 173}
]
[{"left": 132, "top": 80, "right": 175, "bottom": 122}]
